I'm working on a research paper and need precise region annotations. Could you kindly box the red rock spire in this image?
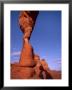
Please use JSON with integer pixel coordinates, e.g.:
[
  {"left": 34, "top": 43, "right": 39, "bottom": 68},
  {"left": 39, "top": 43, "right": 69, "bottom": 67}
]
[{"left": 19, "top": 11, "right": 39, "bottom": 66}]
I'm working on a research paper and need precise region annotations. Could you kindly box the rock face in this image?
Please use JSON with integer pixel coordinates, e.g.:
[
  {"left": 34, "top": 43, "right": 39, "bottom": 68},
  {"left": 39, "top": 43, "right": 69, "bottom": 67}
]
[
  {"left": 11, "top": 63, "right": 61, "bottom": 79},
  {"left": 34, "top": 54, "right": 40, "bottom": 64},
  {"left": 11, "top": 64, "right": 35, "bottom": 79},
  {"left": 40, "top": 59, "right": 49, "bottom": 71},
  {"left": 19, "top": 11, "right": 39, "bottom": 66},
  {"left": 19, "top": 39, "right": 35, "bottom": 66},
  {"left": 19, "top": 11, "right": 39, "bottom": 40},
  {"left": 11, "top": 11, "right": 61, "bottom": 79}
]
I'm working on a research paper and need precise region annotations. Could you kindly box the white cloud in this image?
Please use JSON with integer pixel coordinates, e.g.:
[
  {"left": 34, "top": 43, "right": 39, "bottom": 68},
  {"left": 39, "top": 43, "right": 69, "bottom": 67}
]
[{"left": 11, "top": 51, "right": 21, "bottom": 56}]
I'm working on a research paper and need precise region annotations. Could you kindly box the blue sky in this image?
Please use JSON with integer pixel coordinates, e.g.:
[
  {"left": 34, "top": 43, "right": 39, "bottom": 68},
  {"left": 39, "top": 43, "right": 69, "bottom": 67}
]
[{"left": 11, "top": 11, "right": 61, "bottom": 71}]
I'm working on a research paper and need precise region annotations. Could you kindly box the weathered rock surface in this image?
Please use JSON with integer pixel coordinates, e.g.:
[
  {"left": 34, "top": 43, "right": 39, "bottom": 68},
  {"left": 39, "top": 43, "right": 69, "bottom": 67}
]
[
  {"left": 11, "top": 64, "right": 35, "bottom": 79},
  {"left": 19, "top": 39, "right": 35, "bottom": 66},
  {"left": 11, "top": 63, "right": 61, "bottom": 79},
  {"left": 19, "top": 11, "right": 39, "bottom": 66},
  {"left": 34, "top": 54, "right": 40, "bottom": 64},
  {"left": 19, "top": 11, "right": 39, "bottom": 39},
  {"left": 40, "top": 59, "right": 49, "bottom": 71}
]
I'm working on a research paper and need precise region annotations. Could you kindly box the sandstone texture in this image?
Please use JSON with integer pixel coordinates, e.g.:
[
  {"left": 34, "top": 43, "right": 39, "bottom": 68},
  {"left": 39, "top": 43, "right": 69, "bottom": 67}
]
[
  {"left": 19, "top": 40, "right": 35, "bottom": 66},
  {"left": 11, "top": 63, "right": 61, "bottom": 79},
  {"left": 19, "top": 11, "right": 39, "bottom": 39},
  {"left": 19, "top": 11, "right": 39, "bottom": 66}
]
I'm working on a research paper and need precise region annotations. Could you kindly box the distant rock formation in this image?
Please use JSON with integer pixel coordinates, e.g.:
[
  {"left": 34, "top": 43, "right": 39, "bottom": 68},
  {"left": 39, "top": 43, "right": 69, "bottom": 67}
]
[{"left": 11, "top": 11, "right": 61, "bottom": 79}]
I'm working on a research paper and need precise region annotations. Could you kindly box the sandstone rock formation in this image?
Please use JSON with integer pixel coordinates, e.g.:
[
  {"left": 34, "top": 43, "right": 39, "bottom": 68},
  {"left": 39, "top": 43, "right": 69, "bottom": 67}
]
[
  {"left": 19, "top": 11, "right": 39, "bottom": 40},
  {"left": 11, "top": 64, "right": 35, "bottom": 79},
  {"left": 19, "top": 39, "right": 35, "bottom": 66},
  {"left": 34, "top": 54, "right": 40, "bottom": 64},
  {"left": 11, "top": 63, "right": 61, "bottom": 79},
  {"left": 11, "top": 11, "right": 61, "bottom": 79},
  {"left": 19, "top": 11, "right": 39, "bottom": 66},
  {"left": 40, "top": 59, "right": 49, "bottom": 71}
]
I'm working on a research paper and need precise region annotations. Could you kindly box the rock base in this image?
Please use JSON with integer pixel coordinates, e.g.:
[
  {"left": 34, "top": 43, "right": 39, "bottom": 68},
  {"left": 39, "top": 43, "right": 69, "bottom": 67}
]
[
  {"left": 11, "top": 64, "right": 35, "bottom": 79},
  {"left": 11, "top": 63, "right": 61, "bottom": 79}
]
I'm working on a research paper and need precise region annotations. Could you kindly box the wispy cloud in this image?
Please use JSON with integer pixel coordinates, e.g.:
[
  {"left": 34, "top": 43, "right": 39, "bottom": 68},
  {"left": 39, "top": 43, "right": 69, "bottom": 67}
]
[
  {"left": 11, "top": 51, "right": 21, "bottom": 56},
  {"left": 53, "top": 59, "right": 61, "bottom": 64}
]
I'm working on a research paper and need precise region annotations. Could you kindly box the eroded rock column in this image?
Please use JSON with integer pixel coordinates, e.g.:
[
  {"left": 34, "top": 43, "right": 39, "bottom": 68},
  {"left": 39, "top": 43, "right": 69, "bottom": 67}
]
[{"left": 19, "top": 11, "right": 39, "bottom": 66}]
